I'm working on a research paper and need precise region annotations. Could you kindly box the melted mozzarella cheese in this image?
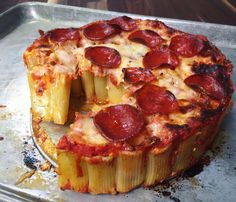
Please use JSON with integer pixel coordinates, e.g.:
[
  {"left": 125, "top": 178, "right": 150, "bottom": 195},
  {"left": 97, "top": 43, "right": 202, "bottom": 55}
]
[
  {"left": 146, "top": 117, "right": 171, "bottom": 142},
  {"left": 169, "top": 110, "right": 200, "bottom": 125},
  {"left": 72, "top": 116, "right": 108, "bottom": 145},
  {"left": 55, "top": 49, "right": 78, "bottom": 70},
  {"left": 102, "top": 41, "right": 149, "bottom": 84},
  {"left": 154, "top": 69, "right": 197, "bottom": 100}
]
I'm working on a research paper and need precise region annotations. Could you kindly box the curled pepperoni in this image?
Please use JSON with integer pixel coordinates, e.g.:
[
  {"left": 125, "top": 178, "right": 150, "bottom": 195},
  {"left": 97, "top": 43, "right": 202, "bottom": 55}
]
[
  {"left": 169, "top": 34, "right": 204, "bottom": 57},
  {"left": 123, "top": 67, "right": 156, "bottom": 84},
  {"left": 136, "top": 84, "right": 178, "bottom": 115},
  {"left": 94, "top": 104, "right": 144, "bottom": 142},
  {"left": 184, "top": 74, "right": 225, "bottom": 100},
  {"left": 85, "top": 46, "right": 121, "bottom": 68},
  {"left": 128, "top": 30, "right": 164, "bottom": 48},
  {"left": 143, "top": 49, "right": 179, "bottom": 69},
  {"left": 83, "top": 22, "right": 120, "bottom": 41},
  {"left": 46, "top": 28, "right": 81, "bottom": 42},
  {"left": 27, "top": 29, "right": 81, "bottom": 51},
  {"left": 108, "top": 16, "right": 137, "bottom": 31},
  {"left": 192, "top": 63, "right": 233, "bottom": 95},
  {"left": 199, "top": 39, "right": 225, "bottom": 63}
]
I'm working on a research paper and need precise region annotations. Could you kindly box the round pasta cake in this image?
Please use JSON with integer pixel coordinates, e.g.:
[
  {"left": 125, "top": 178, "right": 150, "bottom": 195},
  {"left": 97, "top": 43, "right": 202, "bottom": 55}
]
[{"left": 23, "top": 16, "right": 234, "bottom": 194}]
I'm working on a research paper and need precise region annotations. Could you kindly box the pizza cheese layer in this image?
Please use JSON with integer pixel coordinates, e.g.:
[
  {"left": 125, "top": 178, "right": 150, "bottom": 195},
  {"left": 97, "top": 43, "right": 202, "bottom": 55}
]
[{"left": 24, "top": 16, "right": 233, "bottom": 155}]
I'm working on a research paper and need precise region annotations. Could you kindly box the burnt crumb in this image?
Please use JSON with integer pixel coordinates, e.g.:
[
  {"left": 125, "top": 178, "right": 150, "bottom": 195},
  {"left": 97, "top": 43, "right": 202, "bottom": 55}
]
[
  {"left": 182, "top": 156, "right": 210, "bottom": 178},
  {"left": 182, "top": 163, "right": 203, "bottom": 178},
  {"left": 209, "top": 132, "right": 227, "bottom": 156},
  {"left": 147, "top": 178, "right": 184, "bottom": 202},
  {"left": 148, "top": 180, "right": 171, "bottom": 191},
  {"left": 23, "top": 152, "right": 38, "bottom": 170},
  {"left": 0, "top": 136, "right": 4, "bottom": 141},
  {"left": 162, "top": 191, "right": 171, "bottom": 196},
  {"left": 40, "top": 161, "right": 52, "bottom": 171},
  {"left": 211, "top": 145, "right": 221, "bottom": 154},
  {"left": 22, "top": 138, "right": 41, "bottom": 170},
  {"left": 169, "top": 196, "right": 181, "bottom": 202},
  {"left": 0, "top": 105, "right": 7, "bottom": 108},
  {"left": 148, "top": 180, "right": 181, "bottom": 196}
]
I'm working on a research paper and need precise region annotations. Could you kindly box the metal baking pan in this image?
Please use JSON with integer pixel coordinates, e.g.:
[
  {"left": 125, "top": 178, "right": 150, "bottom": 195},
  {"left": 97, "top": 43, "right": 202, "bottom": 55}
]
[{"left": 0, "top": 2, "right": 236, "bottom": 202}]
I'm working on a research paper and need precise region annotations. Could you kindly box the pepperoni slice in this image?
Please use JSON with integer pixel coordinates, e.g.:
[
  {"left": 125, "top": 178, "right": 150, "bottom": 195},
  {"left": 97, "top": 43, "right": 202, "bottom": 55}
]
[
  {"left": 123, "top": 67, "right": 156, "bottom": 84},
  {"left": 94, "top": 104, "right": 144, "bottom": 142},
  {"left": 47, "top": 28, "right": 81, "bottom": 42},
  {"left": 136, "top": 84, "right": 178, "bottom": 115},
  {"left": 143, "top": 49, "right": 179, "bottom": 69},
  {"left": 28, "top": 29, "right": 79, "bottom": 51},
  {"left": 83, "top": 22, "right": 120, "bottom": 41},
  {"left": 169, "top": 34, "right": 204, "bottom": 57},
  {"left": 128, "top": 30, "right": 163, "bottom": 48},
  {"left": 108, "top": 16, "right": 137, "bottom": 31},
  {"left": 184, "top": 74, "right": 225, "bottom": 100},
  {"left": 85, "top": 46, "right": 121, "bottom": 68}
]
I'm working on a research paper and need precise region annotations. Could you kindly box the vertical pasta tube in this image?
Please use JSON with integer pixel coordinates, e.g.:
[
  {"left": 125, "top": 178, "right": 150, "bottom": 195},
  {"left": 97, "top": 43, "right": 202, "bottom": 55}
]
[
  {"left": 144, "top": 145, "right": 172, "bottom": 186},
  {"left": 71, "top": 77, "right": 83, "bottom": 97},
  {"left": 94, "top": 76, "right": 108, "bottom": 103},
  {"left": 116, "top": 151, "right": 145, "bottom": 193},
  {"left": 193, "top": 113, "right": 226, "bottom": 160},
  {"left": 107, "top": 78, "right": 124, "bottom": 104},
  {"left": 172, "top": 134, "right": 197, "bottom": 173},
  {"left": 58, "top": 151, "right": 89, "bottom": 192},
  {"left": 81, "top": 71, "right": 95, "bottom": 102},
  {"left": 206, "top": 113, "right": 226, "bottom": 149},
  {"left": 51, "top": 73, "right": 71, "bottom": 125},
  {"left": 28, "top": 72, "right": 52, "bottom": 121},
  {"left": 86, "top": 157, "right": 116, "bottom": 194},
  {"left": 192, "top": 128, "right": 209, "bottom": 159},
  {"left": 24, "top": 51, "right": 39, "bottom": 68}
]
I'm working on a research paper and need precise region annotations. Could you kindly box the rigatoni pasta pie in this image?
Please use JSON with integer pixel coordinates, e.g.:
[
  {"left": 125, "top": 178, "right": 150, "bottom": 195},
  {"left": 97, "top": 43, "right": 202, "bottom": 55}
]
[{"left": 23, "top": 16, "right": 234, "bottom": 194}]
